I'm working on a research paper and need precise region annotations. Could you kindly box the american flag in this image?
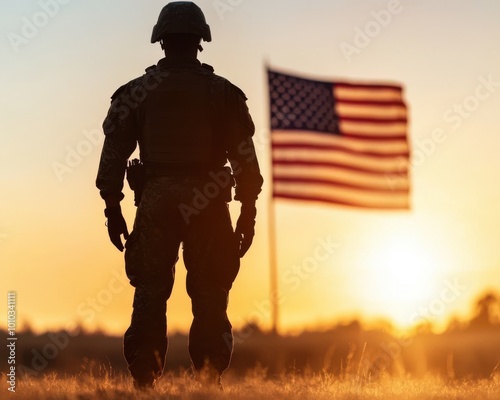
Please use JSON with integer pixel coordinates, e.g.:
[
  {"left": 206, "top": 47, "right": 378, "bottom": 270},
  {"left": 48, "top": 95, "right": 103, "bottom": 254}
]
[{"left": 268, "top": 69, "right": 410, "bottom": 209}]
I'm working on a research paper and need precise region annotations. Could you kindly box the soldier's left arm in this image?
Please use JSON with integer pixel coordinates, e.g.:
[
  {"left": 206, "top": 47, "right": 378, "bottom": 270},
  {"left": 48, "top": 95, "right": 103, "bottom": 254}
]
[{"left": 96, "top": 84, "right": 139, "bottom": 208}]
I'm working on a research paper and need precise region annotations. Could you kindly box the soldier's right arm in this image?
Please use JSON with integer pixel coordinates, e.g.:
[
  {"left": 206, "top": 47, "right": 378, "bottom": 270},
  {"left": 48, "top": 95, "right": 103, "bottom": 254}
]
[{"left": 96, "top": 84, "right": 139, "bottom": 207}]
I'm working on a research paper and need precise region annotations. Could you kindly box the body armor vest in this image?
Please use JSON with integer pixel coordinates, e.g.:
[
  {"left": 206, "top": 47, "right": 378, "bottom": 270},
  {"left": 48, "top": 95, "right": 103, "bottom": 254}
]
[{"left": 140, "top": 69, "right": 220, "bottom": 169}]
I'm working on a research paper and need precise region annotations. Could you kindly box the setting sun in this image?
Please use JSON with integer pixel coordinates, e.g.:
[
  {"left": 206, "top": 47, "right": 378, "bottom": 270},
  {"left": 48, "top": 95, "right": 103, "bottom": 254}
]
[{"left": 359, "top": 223, "right": 452, "bottom": 329}]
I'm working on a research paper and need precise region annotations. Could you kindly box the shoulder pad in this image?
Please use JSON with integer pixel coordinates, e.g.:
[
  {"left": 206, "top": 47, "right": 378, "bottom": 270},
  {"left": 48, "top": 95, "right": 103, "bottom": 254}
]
[
  {"left": 110, "top": 83, "right": 128, "bottom": 101},
  {"left": 110, "top": 76, "right": 143, "bottom": 101},
  {"left": 145, "top": 65, "right": 157, "bottom": 73},
  {"left": 201, "top": 63, "right": 215, "bottom": 73},
  {"left": 230, "top": 83, "right": 248, "bottom": 100}
]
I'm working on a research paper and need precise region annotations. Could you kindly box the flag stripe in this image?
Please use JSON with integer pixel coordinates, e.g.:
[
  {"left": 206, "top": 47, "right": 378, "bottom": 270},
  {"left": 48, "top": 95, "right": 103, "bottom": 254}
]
[
  {"left": 337, "top": 99, "right": 406, "bottom": 107},
  {"left": 272, "top": 147, "right": 408, "bottom": 174},
  {"left": 341, "top": 132, "right": 408, "bottom": 141},
  {"left": 274, "top": 192, "right": 409, "bottom": 210},
  {"left": 273, "top": 164, "right": 409, "bottom": 191},
  {"left": 335, "top": 86, "right": 403, "bottom": 102},
  {"left": 272, "top": 142, "right": 410, "bottom": 159},
  {"left": 340, "top": 120, "right": 407, "bottom": 137},
  {"left": 273, "top": 159, "right": 397, "bottom": 176},
  {"left": 334, "top": 81, "right": 403, "bottom": 91},
  {"left": 272, "top": 131, "right": 410, "bottom": 156},
  {"left": 340, "top": 116, "right": 408, "bottom": 124},
  {"left": 273, "top": 176, "right": 408, "bottom": 194},
  {"left": 273, "top": 182, "right": 410, "bottom": 209},
  {"left": 337, "top": 102, "right": 407, "bottom": 119}
]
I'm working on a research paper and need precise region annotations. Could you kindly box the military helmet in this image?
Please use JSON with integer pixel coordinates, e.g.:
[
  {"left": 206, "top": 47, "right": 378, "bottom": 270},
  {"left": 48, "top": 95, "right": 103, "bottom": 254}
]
[{"left": 151, "top": 2, "right": 212, "bottom": 44}]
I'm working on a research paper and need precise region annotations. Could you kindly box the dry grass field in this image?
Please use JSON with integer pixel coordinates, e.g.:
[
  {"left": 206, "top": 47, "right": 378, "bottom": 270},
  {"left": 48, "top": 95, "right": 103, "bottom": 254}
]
[
  {"left": 2, "top": 370, "right": 500, "bottom": 400},
  {"left": 3, "top": 293, "right": 499, "bottom": 399}
]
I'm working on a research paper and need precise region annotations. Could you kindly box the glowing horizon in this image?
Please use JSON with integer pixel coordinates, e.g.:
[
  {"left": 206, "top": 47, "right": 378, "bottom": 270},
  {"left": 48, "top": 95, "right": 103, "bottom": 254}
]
[{"left": 2, "top": 0, "right": 500, "bottom": 337}]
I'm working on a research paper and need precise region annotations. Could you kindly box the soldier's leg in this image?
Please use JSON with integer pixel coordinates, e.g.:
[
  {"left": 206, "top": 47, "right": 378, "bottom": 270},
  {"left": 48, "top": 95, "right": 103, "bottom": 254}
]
[
  {"left": 123, "top": 182, "right": 183, "bottom": 385},
  {"left": 183, "top": 200, "right": 240, "bottom": 375}
]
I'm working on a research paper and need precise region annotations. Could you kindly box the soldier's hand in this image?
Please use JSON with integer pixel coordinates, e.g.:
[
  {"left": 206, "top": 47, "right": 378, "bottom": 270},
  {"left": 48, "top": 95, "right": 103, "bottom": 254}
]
[
  {"left": 235, "top": 202, "right": 257, "bottom": 258},
  {"left": 105, "top": 205, "right": 129, "bottom": 252}
]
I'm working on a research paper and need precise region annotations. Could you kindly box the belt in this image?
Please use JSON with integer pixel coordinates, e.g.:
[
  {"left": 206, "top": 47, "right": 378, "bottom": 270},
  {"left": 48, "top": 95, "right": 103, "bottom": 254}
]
[{"left": 145, "top": 162, "right": 218, "bottom": 177}]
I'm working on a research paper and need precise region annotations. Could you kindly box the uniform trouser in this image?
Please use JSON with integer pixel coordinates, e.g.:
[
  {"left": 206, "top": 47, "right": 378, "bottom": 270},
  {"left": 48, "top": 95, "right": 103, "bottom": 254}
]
[{"left": 123, "top": 177, "right": 240, "bottom": 383}]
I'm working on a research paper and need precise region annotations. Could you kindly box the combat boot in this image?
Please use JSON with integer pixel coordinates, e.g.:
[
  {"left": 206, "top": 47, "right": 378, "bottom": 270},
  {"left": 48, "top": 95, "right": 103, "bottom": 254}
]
[
  {"left": 133, "top": 377, "right": 156, "bottom": 391},
  {"left": 193, "top": 367, "right": 224, "bottom": 391}
]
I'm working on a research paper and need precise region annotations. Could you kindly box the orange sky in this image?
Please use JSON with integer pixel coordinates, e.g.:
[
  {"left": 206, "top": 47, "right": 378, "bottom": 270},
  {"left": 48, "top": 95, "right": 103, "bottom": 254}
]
[{"left": 1, "top": 0, "right": 500, "bottom": 335}]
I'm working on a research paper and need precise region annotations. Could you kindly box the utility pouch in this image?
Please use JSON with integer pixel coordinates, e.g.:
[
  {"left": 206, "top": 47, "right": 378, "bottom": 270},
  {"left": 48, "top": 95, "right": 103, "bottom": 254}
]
[
  {"left": 222, "top": 166, "right": 236, "bottom": 203},
  {"left": 126, "top": 159, "right": 146, "bottom": 207}
]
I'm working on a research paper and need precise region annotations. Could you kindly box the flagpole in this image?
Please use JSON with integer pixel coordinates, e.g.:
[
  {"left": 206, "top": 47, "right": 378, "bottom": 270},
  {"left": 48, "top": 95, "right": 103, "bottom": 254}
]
[
  {"left": 264, "top": 58, "right": 280, "bottom": 335},
  {"left": 268, "top": 189, "right": 279, "bottom": 335}
]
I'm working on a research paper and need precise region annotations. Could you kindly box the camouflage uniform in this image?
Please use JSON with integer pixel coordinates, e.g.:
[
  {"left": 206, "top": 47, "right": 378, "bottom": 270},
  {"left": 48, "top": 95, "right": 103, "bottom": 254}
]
[{"left": 96, "top": 55, "right": 263, "bottom": 383}]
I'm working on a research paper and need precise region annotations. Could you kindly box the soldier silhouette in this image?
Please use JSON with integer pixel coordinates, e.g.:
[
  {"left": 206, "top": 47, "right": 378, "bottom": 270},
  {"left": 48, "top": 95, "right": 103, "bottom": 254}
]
[{"left": 96, "top": 1, "right": 263, "bottom": 390}]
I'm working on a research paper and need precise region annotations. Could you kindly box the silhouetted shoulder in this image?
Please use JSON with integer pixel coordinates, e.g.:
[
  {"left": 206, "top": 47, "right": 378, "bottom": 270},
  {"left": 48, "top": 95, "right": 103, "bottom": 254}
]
[
  {"left": 228, "top": 82, "right": 248, "bottom": 101},
  {"left": 210, "top": 73, "right": 249, "bottom": 102},
  {"left": 209, "top": 73, "right": 254, "bottom": 134},
  {"left": 110, "top": 76, "right": 144, "bottom": 102},
  {"left": 201, "top": 63, "right": 215, "bottom": 73},
  {"left": 109, "top": 64, "right": 165, "bottom": 103}
]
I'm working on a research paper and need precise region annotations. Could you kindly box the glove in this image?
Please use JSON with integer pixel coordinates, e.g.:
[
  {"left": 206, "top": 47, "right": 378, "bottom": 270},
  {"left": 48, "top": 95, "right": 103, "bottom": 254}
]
[
  {"left": 104, "top": 205, "right": 129, "bottom": 252},
  {"left": 235, "top": 202, "right": 257, "bottom": 258}
]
